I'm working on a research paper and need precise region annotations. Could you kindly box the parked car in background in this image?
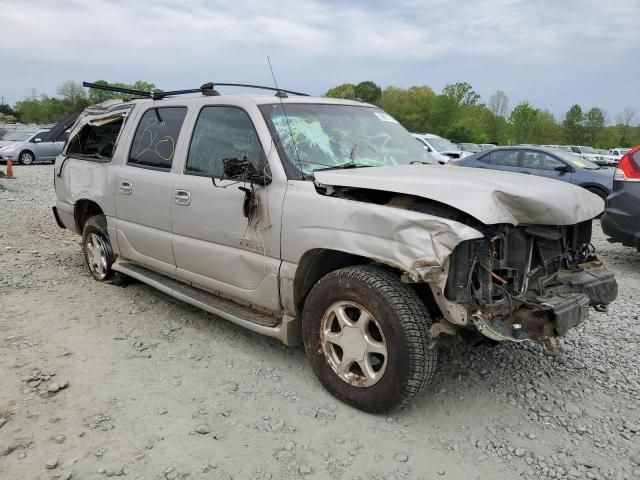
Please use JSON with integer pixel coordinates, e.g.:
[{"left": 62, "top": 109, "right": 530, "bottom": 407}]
[
  {"left": 0, "top": 129, "right": 66, "bottom": 165},
  {"left": 564, "top": 145, "right": 616, "bottom": 166},
  {"left": 601, "top": 146, "right": 640, "bottom": 252},
  {"left": 451, "top": 146, "right": 614, "bottom": 200},
  {"left": 411, "top": 133, "right": 470, "bottom": 162},
  {"left": 480, "top": 143, "right": 496, "bottom": 150},
  {"left": 610, "top": 147, "right": 630, "bottom": 160},
  {"left": 458, "top": 142, "right": 482, "bottom": 153},
  {"left": 411, "top": 134, "right": 450, "bottom": 163}
]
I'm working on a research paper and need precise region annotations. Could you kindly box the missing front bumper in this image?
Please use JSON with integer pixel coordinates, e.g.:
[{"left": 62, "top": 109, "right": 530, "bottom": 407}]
[{"left": 472, "top": 262, "right": 617, "bottom": 343}]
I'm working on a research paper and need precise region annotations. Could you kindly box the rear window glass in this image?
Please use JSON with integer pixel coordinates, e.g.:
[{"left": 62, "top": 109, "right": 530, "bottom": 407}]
[
  {"left": 67, "top": 117, "right": 124, "bottom": 159},
  {"left": 128, "top": 107, "right": 187, "bottom": 170}
]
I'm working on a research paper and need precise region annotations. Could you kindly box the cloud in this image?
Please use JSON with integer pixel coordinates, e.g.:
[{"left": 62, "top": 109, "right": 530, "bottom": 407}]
[{"left": 0, "top": 0, "right": 638, "bottom": 117}]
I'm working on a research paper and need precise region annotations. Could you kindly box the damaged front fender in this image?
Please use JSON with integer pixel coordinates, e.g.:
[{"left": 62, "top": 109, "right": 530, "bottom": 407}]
[{"left": 281, "top": 180, "right": 483, "bottom": 287}]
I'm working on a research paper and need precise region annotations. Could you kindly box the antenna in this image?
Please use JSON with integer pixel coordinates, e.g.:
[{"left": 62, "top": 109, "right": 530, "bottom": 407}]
[
  {"left": 266, "top": 56, "right": 304, "bottom": 172},
  {"left": 267, "top": 56, "right": 285, "bottom": 97}
]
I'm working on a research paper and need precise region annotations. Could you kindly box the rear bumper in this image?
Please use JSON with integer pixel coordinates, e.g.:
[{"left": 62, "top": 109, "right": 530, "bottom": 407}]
[
  {"left": 473, "top": 261, "right": 617, "bottom": 343},
  {"left": 601, "top": 182, "right": 640, "bottom": 248}
]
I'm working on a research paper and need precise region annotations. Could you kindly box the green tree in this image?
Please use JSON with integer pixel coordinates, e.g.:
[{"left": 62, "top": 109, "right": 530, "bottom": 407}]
[
  {"left": 562, "top": 104, "right": 584, "bottom": 144},
  {"left": 57, "top": 81, "right": 87, "bottom": 108},
  {"left": 534, "top": 110, "right": 562, "bottom": 144},
  {"left": 378, "top": 86, "right": 437, "bottom": 132},
  {"left": 324, "top": 83, "right": 356, "bottom": 100},
  {"left": 584, "top": 107, "right": 606, "bottom": 145},
  {"left": 87, "top": 80, "right": 162, "bottom": 104},
  {"left": 0, "top": 103, "right": 19, "bottom": 122},
  {"left": 445, "top": 116, "right": 488, "bottom": 143},
  {"left": 442, "top": 81, "right": 480, "bottom": 106},
  {"left": 354, "top": 81, "right": 382, "bottom": 104},
  {"left": 487, "top": 90, "right": 509, "bottom": 143},
  {"left": 616, "top": 107, "right": 636, "bottom": 147},
  {"left": 510, "top": 102, "right": 539, "bottom": 144}
]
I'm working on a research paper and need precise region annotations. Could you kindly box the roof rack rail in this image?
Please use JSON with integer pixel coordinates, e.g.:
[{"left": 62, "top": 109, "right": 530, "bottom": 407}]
[{"left": 82, "top": 81, "right": 309, "bottom": 100}]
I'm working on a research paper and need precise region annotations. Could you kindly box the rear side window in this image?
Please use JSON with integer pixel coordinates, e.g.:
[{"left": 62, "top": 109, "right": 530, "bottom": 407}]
[
  {"left": 484, "top": 150, "right": 519, "bottom": 166},
  {"left": 67, "top": 116, "right": 125, "bottom": 160},
  {"left": 129, "top": 107, "right": 187, "bottom": 170},
  {"left": 185, "top": 106, "right": 263, "bottom": 178}
]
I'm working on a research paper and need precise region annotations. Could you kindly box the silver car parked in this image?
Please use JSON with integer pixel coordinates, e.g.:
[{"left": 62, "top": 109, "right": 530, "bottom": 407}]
[
  {"left": 0, "top": 129, "right": 66, "bottom": 165},
  {"left": 53, "top": 84, "right": 617, "bottom": 412}
]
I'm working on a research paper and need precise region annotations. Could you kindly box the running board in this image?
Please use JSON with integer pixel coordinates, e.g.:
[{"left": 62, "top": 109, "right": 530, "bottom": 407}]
[{"left": 112, "top": 261, "right": 301, "bottom": 346}]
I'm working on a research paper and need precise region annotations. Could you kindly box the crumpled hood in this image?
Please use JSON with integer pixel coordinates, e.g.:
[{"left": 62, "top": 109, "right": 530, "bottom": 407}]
[{"left": 314, "top": 165, "right": 604, "bottom": 226}]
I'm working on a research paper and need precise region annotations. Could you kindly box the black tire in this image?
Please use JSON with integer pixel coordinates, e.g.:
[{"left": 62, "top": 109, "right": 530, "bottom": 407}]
[
  {"left": 302, "top": 265, "right": 436, "bottom": 413},
  {"left": 586, "top": 187, "right": 607, "bottom": 202},
  {"left": 19, "top": 150, "right": 34, "bottom": 165},
  {"left": 82, "top": 215, "right": 128, "bottom": 285}
]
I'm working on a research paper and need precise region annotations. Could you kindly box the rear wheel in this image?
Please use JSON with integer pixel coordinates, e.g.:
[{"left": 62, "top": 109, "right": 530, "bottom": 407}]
[
  {"left": 586, "top": 187, "right": 607, "bottom": 202},
  {"left": 82, "top": 215, "right": 128, "bottom": 285},
  {"left": 19, "top": 150, "right": 34, "bottom": 165},
  {"left": 302, "top": 265, "right": 436, "bottom": 413}
]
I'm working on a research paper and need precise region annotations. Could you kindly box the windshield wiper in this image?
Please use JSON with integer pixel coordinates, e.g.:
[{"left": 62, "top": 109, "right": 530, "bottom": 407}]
[{"left": 312, "top": 162, "right": 372, "bottom": 173}]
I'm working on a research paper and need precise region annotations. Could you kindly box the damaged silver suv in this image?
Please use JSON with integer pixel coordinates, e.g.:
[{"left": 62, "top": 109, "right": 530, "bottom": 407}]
[{"left": 53, "top": 82, "right": 617, "bottom": 413}]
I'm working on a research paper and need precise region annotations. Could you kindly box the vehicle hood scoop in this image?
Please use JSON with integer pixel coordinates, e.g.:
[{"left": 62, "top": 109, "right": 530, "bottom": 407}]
[{"left": 314, "top": 165, "right": 603, "bottom": 226}]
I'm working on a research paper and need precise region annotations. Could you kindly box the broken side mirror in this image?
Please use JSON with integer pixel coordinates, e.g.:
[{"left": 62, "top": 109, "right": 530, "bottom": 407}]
[{"left": 221, "top": 153, "right": 271, "bottom": 186}]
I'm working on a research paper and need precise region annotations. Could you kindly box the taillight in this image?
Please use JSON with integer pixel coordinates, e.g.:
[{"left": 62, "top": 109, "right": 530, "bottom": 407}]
[{"left": 615, "top": 146, "right": 640, "bottom": 182}]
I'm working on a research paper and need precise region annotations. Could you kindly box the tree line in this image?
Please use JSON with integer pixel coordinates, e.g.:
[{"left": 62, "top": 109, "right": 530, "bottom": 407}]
[
  {"left": 326, "top": 81, "right": 640, "bottom": 148},
  {"left": 2, "top": 79, "right": 638, "bottom": 148},
  {"left": 0, "top": 80, "right": 160, "bottom": 125}
]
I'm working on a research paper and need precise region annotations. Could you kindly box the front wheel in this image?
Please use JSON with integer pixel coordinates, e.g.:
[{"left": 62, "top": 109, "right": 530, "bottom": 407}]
[
  {"left": 302, "top": 265, "right": 436, "bottom": 413},
  {"left": 82, "top": 215, "right": 128, "bottom": 285},
  {"left": 19, "top": 150, "right": 34, "bottom": 165}
]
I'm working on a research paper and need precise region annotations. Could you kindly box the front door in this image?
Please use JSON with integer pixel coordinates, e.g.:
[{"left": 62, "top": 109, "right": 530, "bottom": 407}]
[
  {"left": 31, "top": 132, "right": 59, "bottom": 161},
  {"left": 171, "top": 106, "right": 283, "bottom": 313},
  {"left": 521, "top": 150, "right": 573, "bottom": 182},
  {"left": 113, "top": 106, "right": 188, "bottom": 277}
]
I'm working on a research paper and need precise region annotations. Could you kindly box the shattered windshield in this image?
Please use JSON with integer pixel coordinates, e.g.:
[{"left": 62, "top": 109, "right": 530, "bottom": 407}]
[{"left": 259, "top": 103, "right": 438, "bottom": 176}]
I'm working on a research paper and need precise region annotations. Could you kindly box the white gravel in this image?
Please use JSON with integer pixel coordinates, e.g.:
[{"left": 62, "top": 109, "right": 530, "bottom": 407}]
[{"left": 1, "top": 165, "right": 639, "bottom": 479}]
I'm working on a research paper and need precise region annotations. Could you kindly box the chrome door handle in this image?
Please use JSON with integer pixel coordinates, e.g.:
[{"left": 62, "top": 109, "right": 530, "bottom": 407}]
[
  {"left": 120, "top": 181, "right": 132, "bottom": 195},
  {"left": 173, "top": 189, "right": 191, "bottom": 206}
]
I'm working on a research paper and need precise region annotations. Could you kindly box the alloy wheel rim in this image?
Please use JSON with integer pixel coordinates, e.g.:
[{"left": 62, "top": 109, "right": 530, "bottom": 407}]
[
  {"left": 85, "top": 233, "right": 108, "bottom": 280},
  {"left": 22, "top": 153, "right": 33, "bottom": 165},
  {"left": 320, "top": 301, "right": 388, "bottom": 387}
]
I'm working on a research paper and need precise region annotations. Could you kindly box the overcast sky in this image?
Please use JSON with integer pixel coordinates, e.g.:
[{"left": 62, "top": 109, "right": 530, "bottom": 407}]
[{"left": 1, "top": 0, "right": 638, "bottom": 121}]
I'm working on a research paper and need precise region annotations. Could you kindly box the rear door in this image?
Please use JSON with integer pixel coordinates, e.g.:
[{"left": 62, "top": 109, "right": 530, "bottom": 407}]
[
  {"left": 170, "top": 105, "right": 283, "bottom": 313},
  {"left": 113, "top": 105, "right": 188, "bottom": 277},
  {"left": 478, "top": 149, "right": 522, "bottom": 173}
]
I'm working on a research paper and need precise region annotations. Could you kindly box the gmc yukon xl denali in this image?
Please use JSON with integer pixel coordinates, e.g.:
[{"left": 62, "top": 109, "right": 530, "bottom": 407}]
[{"left": 53, "top": 83, "right": 617, "bottom": 412}]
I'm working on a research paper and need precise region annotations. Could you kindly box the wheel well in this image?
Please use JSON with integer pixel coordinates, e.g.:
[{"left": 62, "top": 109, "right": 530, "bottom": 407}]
[
  {"left": 292, "top": 249, "right": 444, "bottom": 321},
  {"left": 19, "top": 149, "right": 34, "bottom": 159},
  {"left": 74, "top": 200, "right": 104, "bottom": 233},
  {"left": 293, "top": 249, "right": 367, "bottom": 315},
  {"left": 581, "top": 185, "right": 608, "bottom": 197}
]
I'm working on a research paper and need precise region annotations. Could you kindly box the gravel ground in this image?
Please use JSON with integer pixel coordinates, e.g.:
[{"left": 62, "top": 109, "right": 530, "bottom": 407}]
[{"left": 1, "top": 165, "right": 639, "bottom": 480}]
